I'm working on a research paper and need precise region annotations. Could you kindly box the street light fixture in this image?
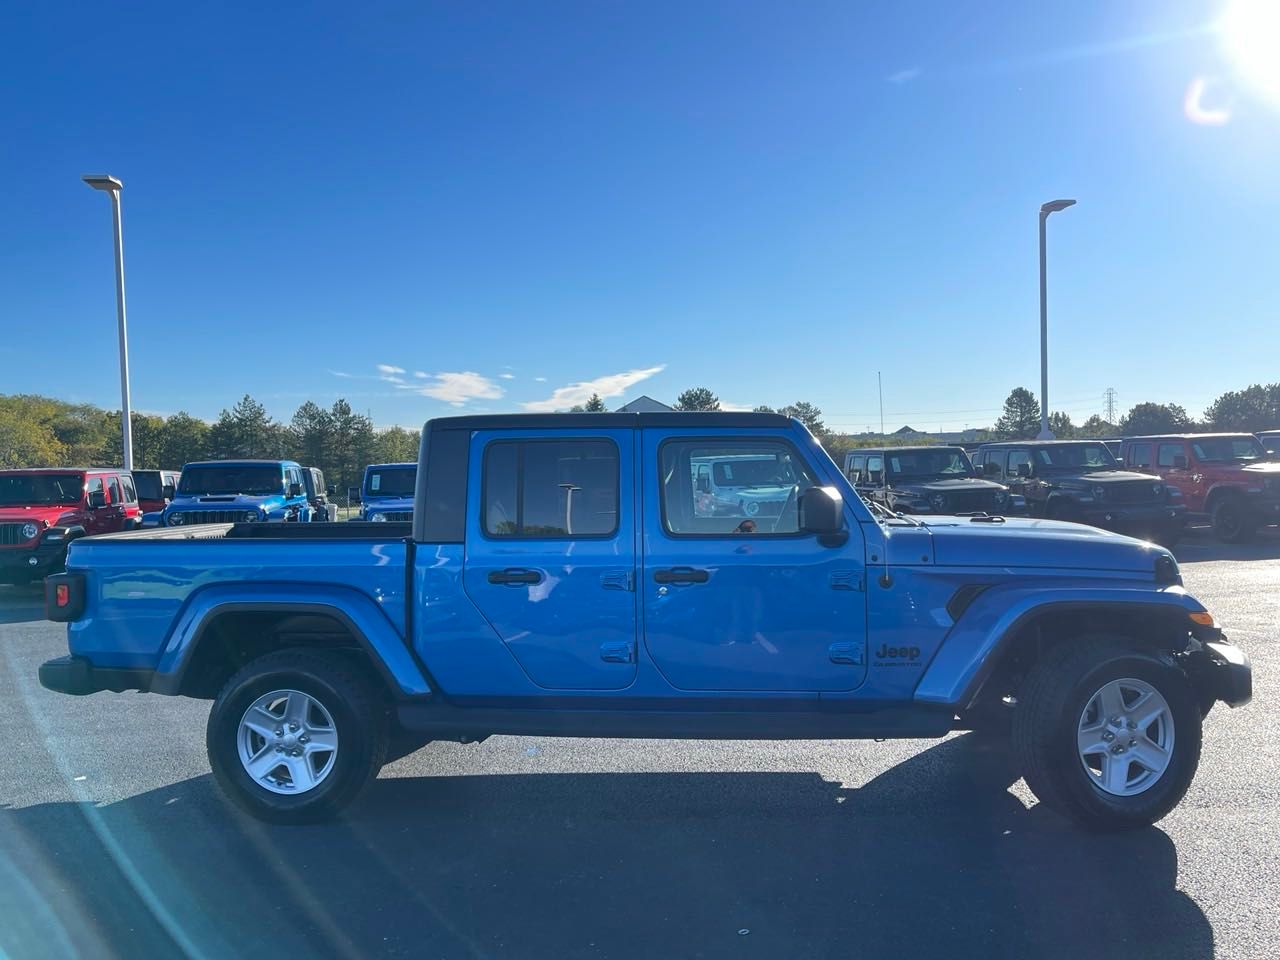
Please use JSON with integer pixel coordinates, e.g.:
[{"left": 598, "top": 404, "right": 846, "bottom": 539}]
[
  {"left": 1037, "top": 198, "right": 1076, "bottom": 440},
  {"left": 83, "top": 174, "right": 134, "bottom": 470}
]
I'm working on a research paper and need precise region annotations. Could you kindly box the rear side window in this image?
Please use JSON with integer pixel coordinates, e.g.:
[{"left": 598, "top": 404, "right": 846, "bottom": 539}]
[
  {"left": 1006, "top": 450, "right": 1031, "bottom": 477},
  {"left": 1157, "top": 443, "right": 1185, "bottom": 467},
  {"left": 1128, "top": 442, "right": 1153, "bottom": 469},
  {"left": 107, "top": 476, "right": 123, "bottom": 504},
  {"left": 848, "top": 455, "right": 866, "bottom": 481},
  {"left": 87, "top": 477, "right": 105, "bottom": 500},
  {"left": 981, "top": 451, "right": 1005, "bottom": 479},
  {"left": 483, "top": 439, "right": 619, "bottom": 538},
  {"left": 119, "top": 475, "right": 137, "bottom": 503}
]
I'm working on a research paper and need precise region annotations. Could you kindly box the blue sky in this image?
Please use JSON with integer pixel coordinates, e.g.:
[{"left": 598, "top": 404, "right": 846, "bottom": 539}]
[{"left": 2, "top": 1, "right": 1278, "bottom": 432}]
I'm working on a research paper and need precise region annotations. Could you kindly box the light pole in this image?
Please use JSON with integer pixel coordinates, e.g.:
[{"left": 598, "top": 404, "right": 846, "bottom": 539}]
[
  {"left": 83, "top": 174, "right": 134, "bottom": 470},
  {"left": 1037, "top": 198, "right": 1075, "bottom": 440}
]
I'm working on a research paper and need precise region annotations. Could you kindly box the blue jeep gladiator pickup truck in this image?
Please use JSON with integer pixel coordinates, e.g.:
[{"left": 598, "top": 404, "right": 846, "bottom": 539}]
[
  {"left": 162, "top": 459, "right": 315, "bottom": 526},
  {"left": 39, "top": 413, "right": 1251, "bottom": 829}
]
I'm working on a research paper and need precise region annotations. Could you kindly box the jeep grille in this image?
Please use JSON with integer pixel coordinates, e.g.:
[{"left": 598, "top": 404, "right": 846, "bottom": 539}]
[{"left": 0, "top": 523, "right": 37, "bottom": 546}]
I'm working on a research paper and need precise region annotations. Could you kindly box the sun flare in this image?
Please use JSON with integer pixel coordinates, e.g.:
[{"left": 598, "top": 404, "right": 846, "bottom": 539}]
[{"left": 1221, "top": 0, "right": 1280, "bottom": 106}]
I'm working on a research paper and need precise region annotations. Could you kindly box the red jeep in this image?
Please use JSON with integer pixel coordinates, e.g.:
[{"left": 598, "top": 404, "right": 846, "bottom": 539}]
[
  {"left": 0, "top": 468, "right": 142, "bottom": 585},
  {"left": 1121, "top": 434, "right": 1280, "bottom": 542}
]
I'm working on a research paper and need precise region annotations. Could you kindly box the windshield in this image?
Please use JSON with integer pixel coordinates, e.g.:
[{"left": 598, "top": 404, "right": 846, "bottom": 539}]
[
  {"left": 365, "top": 467, "right": 417, "bottom": 497},
  {"left": 1192, "top": 436, "right": 1266, "bottom": 462},
  {"left": 132, "top": 472, "right": 163, "bottom": 500},
  {"left": 710, "top": 456, "right": 796, "bottom": 488},
  {"left": 887, "top": 448, "right": 973, "bottom": 480},
  {"left": 178, "top": 465, "right": 284, "bottom": 496},
  {"left": 0, "top": 474, "right": 83, "bottom": 506},
  {"left": 1032, "top": 444, "right": 1118, "bottom": 472}
]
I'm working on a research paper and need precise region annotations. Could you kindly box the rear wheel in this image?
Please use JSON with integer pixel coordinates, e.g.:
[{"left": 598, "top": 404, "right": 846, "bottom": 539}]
[
  {"left": 207, "top": 649, "right": 387, "bottom": 823},
  {"left": 1013, "top": 638, "right": 1201, "bottom": 831},
  {"left": 1211, "top": 497, "right": 1257, "bottom": 543}
]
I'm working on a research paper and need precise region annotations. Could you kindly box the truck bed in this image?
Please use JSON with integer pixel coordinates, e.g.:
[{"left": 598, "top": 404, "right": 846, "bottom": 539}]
[{"left": 92, "top": 521, "right": 412, "bottom": 542}]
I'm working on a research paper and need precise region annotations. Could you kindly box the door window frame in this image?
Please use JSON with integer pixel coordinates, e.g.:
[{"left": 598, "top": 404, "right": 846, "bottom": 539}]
[
  {"left": 657, "top": 435, "right": 823, "bottom": 541},
  {"left": 480, "top": 436, "right": 621, "bottom": 542}
]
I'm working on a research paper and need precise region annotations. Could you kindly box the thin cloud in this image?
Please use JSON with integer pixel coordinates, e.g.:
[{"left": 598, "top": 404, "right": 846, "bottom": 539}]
[
  {"left": 328, "top": 369, "right": 354, "bottom": 378},
  {"left": 887, "top": 67, "right": 922, "bottom": 84},
  {"left": 408, "top": 371, "right": 505, "bottom": 407},
  {"left": 376, "top": 364, "right": 406, "bottom": 375},
  {"left": 499, "top": 373, "right": 515, "bottom": 380},
  {"left": 522, "top": 365, "right": 666, "bottom": 413},
  {"left": 413, "top": 371, "right": 428, "bottom": 379},
  {"left": 534, "top": 376, "right": 548, "bottom": 382}
]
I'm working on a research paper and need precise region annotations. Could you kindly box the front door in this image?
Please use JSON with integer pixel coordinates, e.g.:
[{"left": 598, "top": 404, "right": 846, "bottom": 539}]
[
  {"left": 641, "top": 430, "right": 868, "bottom": 692},
  {"left": 84, "top": 477, "right": 113, "bottom": 535},
  {"left": 463, "top": 429, "right": 638, "bottom": 690}
]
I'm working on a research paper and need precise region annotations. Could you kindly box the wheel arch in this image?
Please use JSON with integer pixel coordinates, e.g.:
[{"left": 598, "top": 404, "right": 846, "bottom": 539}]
[{"left": 153, "top": 588, "right": 432, "bottom": 701}]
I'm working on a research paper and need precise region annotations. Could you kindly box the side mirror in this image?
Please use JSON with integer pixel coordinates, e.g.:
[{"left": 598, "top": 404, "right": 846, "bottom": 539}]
[
  {"left": 162, "top": 484, "right": 176, "bottom": 501},
  {"left": 1016, "top": 463, "right": 1032, "bottom": 478},
  {"left": 800, "top": 486, "right": 848, "bottom": 545},
  {"left": 868, "top": 470, "right": 883, "bottom": 485},
  {"left": 696, "top": 476, "right": 710, "bottom": 494},
  {"left": 88, "top": 490, "right": 106, "bottom": 509},
  {"left": 1172, "top": 455, "right": 1188, "bottom": 469},
  {"left": 348, "top": 488, "right": 362, "bottom": 505},
  {"left": 289, "top": 482, "right": 303, "bottom": 498}
]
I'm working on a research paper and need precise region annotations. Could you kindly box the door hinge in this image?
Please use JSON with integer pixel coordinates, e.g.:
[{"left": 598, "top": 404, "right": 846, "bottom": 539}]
[
  {"left": 828, "top": 641, "right": 863, "bottom": 665},
  {"left": 600, "top": 570, "right": 634, "bottom": 592},
  {"left": 829, "top": 571, "right": 865, "bottom": 592},
  {"left": 599, "top": 641, "right": 635, "bottom": 663}
]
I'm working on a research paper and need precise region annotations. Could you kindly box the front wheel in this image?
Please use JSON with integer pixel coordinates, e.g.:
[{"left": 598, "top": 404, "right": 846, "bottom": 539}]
[
  {"left": 1013, "top": 638, "right": 1201, "bottom": 831},
  {"left": 1211, "top": 497, "right": 1257, "bottom": 543},
  {"left": 207, "top": 649, "right": 388, "bottom": 823}
]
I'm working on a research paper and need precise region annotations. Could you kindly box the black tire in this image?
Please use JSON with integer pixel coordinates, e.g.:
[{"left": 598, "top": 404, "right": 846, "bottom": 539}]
[
  {"left": 1211, "top": 497, "right": 1257, "bottom": 543},
  {"left": 1013, "top": 637, "right": 1201, "bottom": 831},
  {"left": 207, "top": 649, "right": 388, "bottom": 824}
]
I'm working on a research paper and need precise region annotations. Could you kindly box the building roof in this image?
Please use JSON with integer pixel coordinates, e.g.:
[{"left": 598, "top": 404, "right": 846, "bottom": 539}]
[{"left": 615, "top": 395, "right": 674, "bottom": 413}]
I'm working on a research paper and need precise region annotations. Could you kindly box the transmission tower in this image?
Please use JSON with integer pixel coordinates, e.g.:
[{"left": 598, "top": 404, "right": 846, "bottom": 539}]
[{"left": 1104, "top": 387, "right": 1118, "bottom": 424}]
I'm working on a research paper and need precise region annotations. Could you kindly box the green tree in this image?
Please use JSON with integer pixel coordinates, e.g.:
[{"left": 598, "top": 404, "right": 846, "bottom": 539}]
[
  {"left": 324, "top": 399, "right": 376, "bottom": 495},
  {"left": 288, "top": 401, "right": 334, "bottom": 470},
  {"left": 373, "top": 426, "right": 420, "bottom": 464},
  {"left": 673, "top": 387, "right": 720, "bottom": 412},
  {"left": 1047, "top": 411, "right": 1076, "bottom": 439},
  {"left": 1120, "top": 402, "right": 1193, "bottom": 436},
  {"left": 994, "top": 388, "right": 1041, "bottom": 439},
  {"left": 583, "top": 393, "right": 607, "bottom": 412},
  {"left": 779, "top": 401, "right": 827, "bottom": 440},
  {"left": 157, "top": 411, "right": 211, "bottom": 467},
  {"left": 0, "top": 404, "right": 65, "bottom": 467},
  {"left": 208, "top": 395, "right": 282, "bottom": 459},
  {"left": 1203, "top": 383, "right": 1280, "bottom": 432},
  {"left": 1077, "top": 414, "right": 1117, "bottom": 438}
]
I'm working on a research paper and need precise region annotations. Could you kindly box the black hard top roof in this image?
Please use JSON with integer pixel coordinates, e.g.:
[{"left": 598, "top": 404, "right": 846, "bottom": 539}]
[
  {"left": 847, "top": 445, "right": 965, "bottom": 456},
  {"left": 976, "top": 439, "right": 1107, "bottom": 448},
  {"left": 1123, "top": 433, "right": 1258, "bottom": 441},
  {"left": 427, "top": 412, "right": 793, "bottom": 431}
]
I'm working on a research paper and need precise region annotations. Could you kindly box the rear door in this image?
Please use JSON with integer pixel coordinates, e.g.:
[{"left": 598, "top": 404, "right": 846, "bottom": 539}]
[
  {"left": 1158, "top": 440, "right": 1202, "bottom": 508},
  {"left": 641, "top": 429, "right": 867, "bottom": 692},
  {"left": 105, "top": 476, "right": 127, "bottom": 531},
  {"left": 463, "top": 428, "right": 638, "bottom": 690}
]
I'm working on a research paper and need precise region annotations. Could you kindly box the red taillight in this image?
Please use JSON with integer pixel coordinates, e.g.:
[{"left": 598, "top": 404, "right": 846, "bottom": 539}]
[{"left": 56, "top": 583, "right": 70, "bottom": 608}]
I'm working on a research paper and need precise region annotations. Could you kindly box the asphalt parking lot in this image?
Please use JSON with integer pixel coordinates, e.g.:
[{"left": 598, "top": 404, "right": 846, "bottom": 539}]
[{"left": 1, "top": 528, "right": 1277, "bottom": 960}]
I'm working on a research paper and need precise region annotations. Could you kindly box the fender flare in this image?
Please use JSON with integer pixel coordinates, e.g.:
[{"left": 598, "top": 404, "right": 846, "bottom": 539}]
[
  {"left": 914, "top": 581, "right": 1204, "bottom": 708},
  {"left": 150, "top": 582, "right": 432, "bottom": 698}
]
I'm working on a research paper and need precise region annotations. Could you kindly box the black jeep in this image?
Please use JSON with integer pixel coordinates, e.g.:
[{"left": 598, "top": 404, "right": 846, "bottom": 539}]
[
  {"left": 971, "top": 440, "right": 1187, "bottom": 546},
  {"left": 844, "top": 446, "right": 1013, "bottom": 515}
]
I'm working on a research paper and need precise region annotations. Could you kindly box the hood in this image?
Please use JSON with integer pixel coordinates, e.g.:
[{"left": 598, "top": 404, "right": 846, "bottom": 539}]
[
  {"left": 921, "top": 516, "right": 1163, "bottom": 574},
  {"left": 0, "top": 504, "right": 83, "bottom": 526},
  {"left": 363, "top": 496, "right": 414, "bottom": 512},
  {"left": 1074, "top": 470, "right": 1161, "bottom": 484},
  {"left": 1241, "top": 461, "right": 1280, "bottom": 475},
  {"left": 896, "top": 478, "right": 1003, "bottom": 493},
  {"left": 168, "top": 494, "right": 282, "bottom": 511}
]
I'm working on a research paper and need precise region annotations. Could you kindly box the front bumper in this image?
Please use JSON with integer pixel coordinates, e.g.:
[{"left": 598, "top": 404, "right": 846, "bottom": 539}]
[
  {"left": 38, "top": 655, "right": 154, "bottom": 696},
  {"left": 1200, "top": 639, "right": 1252, "bottom": 708},
  {"left": 1081, "top": 503, "right": 1187, "bottom": 534},
  {"left": 0, "top": 541, "right": 67, "bottom": 582}
]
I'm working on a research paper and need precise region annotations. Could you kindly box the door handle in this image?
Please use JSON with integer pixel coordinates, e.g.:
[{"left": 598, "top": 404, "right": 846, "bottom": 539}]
[
  {"left": 488, "top": 568, "right": 544, "bottom": 586},
  {"left": 653, "top": 567, "right": 710, "bottom": 585}
]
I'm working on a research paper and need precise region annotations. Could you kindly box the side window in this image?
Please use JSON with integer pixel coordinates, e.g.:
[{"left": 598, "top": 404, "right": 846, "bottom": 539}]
[
  {"left": 120, "top": 475, "right": 137, "bottom": 503},
  {"left": 983, "top": 451, "right": 1004, "bottom": 479},
  {"left": 1157, "top": 443, "right": 1184, "bottom": 468},
  {"left": 661, "top": 439, "right": 817, "bottom": 536},
  {"left": 970, "top": 451, "right": 985, "bottom": 468},
  {"left": 87, "top": 477, "right": 105, "bottom": 502},
  {"left": 848, "top": 455, "right": 866, "bottom": 482},
  {"left": 1006, "top": 450, "right": 1032, "bottom": 478},
  {"left": 1129, "top": 442, "right": 1153, "bottom": 469},
  {"left": 106, "top": 476, "right": 123, "bottom": 504},
  {"left": 484, "top": 439, "right": 618, "bottom": 538},
  {"left": 866, "top": 455, "right": 884, "bottom": 482}
]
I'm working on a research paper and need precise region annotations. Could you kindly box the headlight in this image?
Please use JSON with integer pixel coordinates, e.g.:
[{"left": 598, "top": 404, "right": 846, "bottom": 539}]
[
  {"left": 167, "top": 513, "right": 185, "bottom": 526},
  {"left": 242, "top": 511, "right": 258, "bottom": 522},
  {"left": 1093, "top": 485, "right": 1106, "bottom": 499},
  {"left": 993, "top": 490, "right": 1008, "bottom": 504},
  {"left": 21, "top": 522, "right": 39, "bottom": 540},
  {"left": 930, "top": 493, "right": 947, "bottom": 510},
  {"left": 370, "top": 512, "right": 387, "bottom": 522},
  {"left": 743, "top": 501, "right": 760, "bottom": 517},
  {"left": 1152, "top": 483, "right": 1164, "bottom": 496}
]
